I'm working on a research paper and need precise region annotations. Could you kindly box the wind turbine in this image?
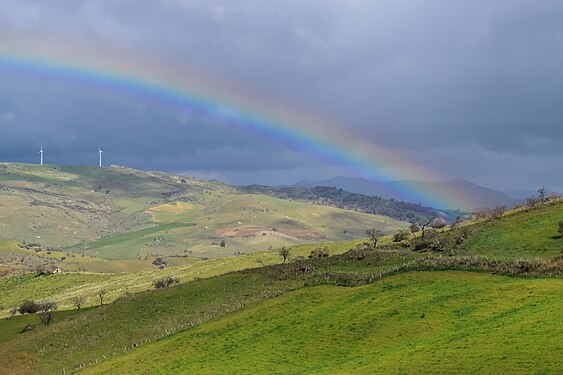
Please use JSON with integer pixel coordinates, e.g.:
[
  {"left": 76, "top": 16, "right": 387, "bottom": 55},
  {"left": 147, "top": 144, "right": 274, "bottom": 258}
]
[
  {"left": 39, "top": 146, "right": 44, "bottom": 165},
  {"left": 98, "top": 147, "right": 103, "bottom": 168}
]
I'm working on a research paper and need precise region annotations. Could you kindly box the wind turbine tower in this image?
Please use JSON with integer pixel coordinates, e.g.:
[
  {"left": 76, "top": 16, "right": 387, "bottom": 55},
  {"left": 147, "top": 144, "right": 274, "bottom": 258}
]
[
  {"left": 39, "top": 146, "right": 44, "bottom": 165},
  {"left": 98, "top": 147, "right": 103, "bottom": 168}
]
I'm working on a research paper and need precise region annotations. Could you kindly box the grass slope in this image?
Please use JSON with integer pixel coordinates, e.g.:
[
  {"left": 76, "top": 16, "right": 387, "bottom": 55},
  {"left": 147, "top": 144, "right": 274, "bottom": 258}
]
[
  {"left": 460, "top": 202, "right": 563, "bottom": 259},
  {"left": 0, "top": 163, "right": 407, "bottom": 267},
  {"left": 0, "top": 240, "right": 361, "bottom": 316},
  {"left": 85, "top": 271, "right": 563, "bottom": 374}
]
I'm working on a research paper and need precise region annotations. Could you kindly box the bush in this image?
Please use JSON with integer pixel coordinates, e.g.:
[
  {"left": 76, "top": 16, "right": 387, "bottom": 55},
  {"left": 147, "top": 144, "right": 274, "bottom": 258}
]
[
  {"left": 431, "top": 217, "right": 447, "bottom": 229},
  {"left": 153, "top": 276, "right": 180, "bottom": 289},
  {"left": 309, "top": 247, "right": 329, "bottom": 258},
  {"left": 18, "top": 300, "right": 40, "bottom": 314},
  {"left": 393, "top": 230, "right": 411, "bottom": 242},
  {"left": 345, "top": 244, "right": 372, "bottom": 261},
  {"left": 490, "top": 205, "right": 506, "bottom": 219},
  {"left": 152, "top": 257, "right": 167, "bottom": 266}
]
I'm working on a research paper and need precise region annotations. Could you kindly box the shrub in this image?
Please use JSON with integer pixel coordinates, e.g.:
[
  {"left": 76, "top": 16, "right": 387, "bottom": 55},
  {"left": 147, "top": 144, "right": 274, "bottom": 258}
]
[
  {"left": 429, "top": 239, "right": 447, "bottom": 252},
  {"left": 409, "top": 223, "right": 421, "bottom": 234},
  {"left": 18, "top": 300, "right": 40, "bottom": 314},
  {"left": 152, "top": 257, "right": 167, "bottom": 266},
  {"left": 431, "top": 217, "right": 447, "bottom": 229},
  {"left": 490, "top": 205, "right": 506, "bottom": 219},
  {"left": 309, "top": 247, "right": 329, "bottom": 258},
  {"left": 153, "top": 276, "right": 180, "bottom": 289},
  {"left": 393, "top": 230, "right": 411, "bottom": 242},
  {"left": 345, "top": 244, "right": 372, "bottom": 261}
]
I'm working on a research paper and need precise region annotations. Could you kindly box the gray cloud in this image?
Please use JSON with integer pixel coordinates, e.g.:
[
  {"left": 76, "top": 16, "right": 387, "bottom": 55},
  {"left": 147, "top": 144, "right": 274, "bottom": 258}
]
[{"left": 0, "top": 0, "right": 562, "bottom": 191}]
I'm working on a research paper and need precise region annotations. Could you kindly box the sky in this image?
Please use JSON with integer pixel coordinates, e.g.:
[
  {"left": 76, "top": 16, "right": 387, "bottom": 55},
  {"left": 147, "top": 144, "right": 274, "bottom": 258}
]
[{"left": 0, "top": 0, "right": 562, "bottom": 192}]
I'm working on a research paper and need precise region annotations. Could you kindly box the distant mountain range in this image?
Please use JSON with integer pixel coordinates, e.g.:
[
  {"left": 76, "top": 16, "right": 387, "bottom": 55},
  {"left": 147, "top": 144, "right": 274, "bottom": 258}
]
[{"left": 293, "top": 176, "right": 524, "bottom": 211}]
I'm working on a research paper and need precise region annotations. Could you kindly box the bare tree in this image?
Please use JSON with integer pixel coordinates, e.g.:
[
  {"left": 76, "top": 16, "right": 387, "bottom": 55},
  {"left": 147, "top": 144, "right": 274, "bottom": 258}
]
[
  {"left": 38, "top": 301, "right": 57, "bottom": 326},
  {"left": 73, "top": 296, "right": 85, "bottom": 314},
  {"left": 420, "top": 216, "right": 437, "bottom": 239},
  {"left": 538, "top": 186, "right": 547, "bottom": 203},
  {"left": 279, "top": 246, "right": 291, "bottom": 264},
  {"left": 98, "top": 289, "right": 107, "bottom": 306},
  {"left": 409, "top": 223, "right": 421, "bottom": 236},
  {"left": 490, "top": 205, "right": 507, "bottom": 219},
  {"left": 366, "top": 228, "right": 383, "bottom": 248},
  {"left": 8, "top": 307, "right": 17, "bottom": 319}
]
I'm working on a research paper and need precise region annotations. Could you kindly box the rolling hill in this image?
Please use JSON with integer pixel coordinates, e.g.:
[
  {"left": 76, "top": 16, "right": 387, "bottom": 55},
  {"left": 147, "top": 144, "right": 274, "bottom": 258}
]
[
  {"left": 0, "top": 198, "right": 560, "bottom": 374},
  {"left": 0, "top": 163, "right": 408, "bottom": 273},
  {"left": 294, "top": 176, "right": 522, "bottom": 211}
]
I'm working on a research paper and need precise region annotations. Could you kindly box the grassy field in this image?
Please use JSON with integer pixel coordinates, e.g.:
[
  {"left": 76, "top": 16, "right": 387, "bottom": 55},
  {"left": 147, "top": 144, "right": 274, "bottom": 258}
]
[
  {"left": 0, "top": 163, "right": 408, "bottom": 268},
  {"left": 0, "top": 166, "right": 561, "bottom": 374},
  {"left": 460, "top": 202, "right": 563, "bottom": 259},
  {"left": 84, "top": 271, "right": 563, "bottom": 375},
  {"left": 0, "top": 272, "right": 300, "bottom": 374},
  {"left": 0, "top": 240, "right": 363, "bottom": 316}
]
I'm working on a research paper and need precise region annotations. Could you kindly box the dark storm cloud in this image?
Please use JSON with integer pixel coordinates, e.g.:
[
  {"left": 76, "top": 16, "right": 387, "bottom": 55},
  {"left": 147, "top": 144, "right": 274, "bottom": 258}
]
[{"left": 0, "top": 0, "right": 562, "bottom": 190}]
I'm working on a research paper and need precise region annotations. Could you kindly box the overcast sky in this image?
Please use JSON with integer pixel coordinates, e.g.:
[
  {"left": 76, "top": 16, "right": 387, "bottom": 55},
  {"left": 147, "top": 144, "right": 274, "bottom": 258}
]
[{"left": 0, "top": 0, "right": 562, "bottom": 192}]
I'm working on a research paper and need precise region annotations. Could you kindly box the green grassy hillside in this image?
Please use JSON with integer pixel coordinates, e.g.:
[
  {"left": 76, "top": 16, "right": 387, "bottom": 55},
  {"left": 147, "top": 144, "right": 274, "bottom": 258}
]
[
  {"left": 0, "top": 182, "right": 560, "bottom": 374},
  {"left": 0, "top": 163, "right": 407, "bottom": 271},
  {"left": 459, "top": 202, "right": 563, "bottom": 259},
  {"left": 85, "top": 271, "right": 563, "bottom": 375},
  {"left": 0, "top": 240, "right": 361, "bottom": 317}
]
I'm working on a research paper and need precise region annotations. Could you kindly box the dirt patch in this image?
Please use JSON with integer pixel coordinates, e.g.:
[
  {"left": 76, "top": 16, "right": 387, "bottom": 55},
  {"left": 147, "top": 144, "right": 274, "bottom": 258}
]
[{"left": 216, "top": 226, "right": 324, "bottom": 240}]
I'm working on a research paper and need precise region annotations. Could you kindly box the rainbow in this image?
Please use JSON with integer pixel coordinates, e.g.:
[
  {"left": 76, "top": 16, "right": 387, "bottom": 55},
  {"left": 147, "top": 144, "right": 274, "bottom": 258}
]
[{"left": 0, "top": 32, "right": 475, "bottom": 210}]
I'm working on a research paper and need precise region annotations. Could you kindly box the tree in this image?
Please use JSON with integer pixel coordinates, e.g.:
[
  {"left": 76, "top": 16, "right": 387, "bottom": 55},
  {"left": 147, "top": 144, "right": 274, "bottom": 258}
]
[
  {"left": 366, "top": 228, "right": 382, "bottom": 248},
  {"left": 558, "top": 221, "right": 563, "bottom": 237},
  {"left": 420, "top": 216, "right": 437, "bottom": 238},
  {"left": 8, "top": 307, "right": 18, "bottom": 319},
  {"left": 538, "top": 186, "right": 547, "bottom": 203},
  {"left": 38, "top": 301, "right": 57, "bottom": 326},
  {"left": 73, "top": 296, "right": 85, "bottom": 314},
  {"left": 279, "top": 246, "right": 290, "bottom": 264},
  {"left": 98, "top": 289, "right": 107, "bottom": 306},
  {"left": 409, "top": 223, "right": 421, "bottom": 235},
  {"left": 153, "top": 276, "right": 180, "bottom": 289},
  {"left": 18, "top": 300, "right": 40, "bottom": 314}
]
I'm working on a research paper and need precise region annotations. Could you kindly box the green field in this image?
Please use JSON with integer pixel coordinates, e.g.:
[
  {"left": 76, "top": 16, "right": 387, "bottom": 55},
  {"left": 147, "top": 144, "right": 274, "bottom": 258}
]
[
  {"left": 0, "top": 240, "right": 363, "bottom": 316},
  {"left": 460, "top": 203, "right": 563, "bottom": 259},
  {"left": 85, "top": 271, "right": 563, "bottom": 375},
  {"left": 0, "top": 163, "right": 407, "bottom": 268},
  {"left": 0, "top": 165, "right": 561, "bottom": 374}
]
